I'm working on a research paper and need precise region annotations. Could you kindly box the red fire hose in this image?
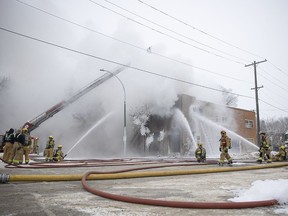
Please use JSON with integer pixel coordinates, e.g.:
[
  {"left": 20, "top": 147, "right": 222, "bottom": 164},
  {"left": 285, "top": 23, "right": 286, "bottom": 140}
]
[{"left": 81, "top": 170, "right": 278, "bottom": 209}]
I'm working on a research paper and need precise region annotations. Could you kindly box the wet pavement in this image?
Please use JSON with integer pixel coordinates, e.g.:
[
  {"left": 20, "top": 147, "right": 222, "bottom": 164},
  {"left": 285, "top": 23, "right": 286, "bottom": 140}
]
[{"left": 0, "top": 155, "right": 288, "bottom": 216}]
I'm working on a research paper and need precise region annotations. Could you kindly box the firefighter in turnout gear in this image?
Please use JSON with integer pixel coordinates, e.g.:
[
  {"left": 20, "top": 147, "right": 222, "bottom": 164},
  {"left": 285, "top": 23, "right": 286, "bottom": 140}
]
[
  {"left": 273, "top": 145, "right": 287, "bottom": 161},
  {"left": 218, "top": 130, "right": 233, "bottom": 166},
  {"left": 257, "top": 131, "right": 272, "bottom": 163},
  {"left": 2, "top": 128, "right": 15, "bottom": 163},
  {"left": 53, "top": 145, "right": 64, "bottom": 162},
  {"left": 8, "top": 129, "right": 21, "bottom": 164},
  {"left": 195, "top": 143, "right": 206, "bottom": 162},
  {"left": 45, "top": 136, "right": 55, "bottom": 161},
  {"left": 13, "top": 128, "right": 31, "bottom": 164}
]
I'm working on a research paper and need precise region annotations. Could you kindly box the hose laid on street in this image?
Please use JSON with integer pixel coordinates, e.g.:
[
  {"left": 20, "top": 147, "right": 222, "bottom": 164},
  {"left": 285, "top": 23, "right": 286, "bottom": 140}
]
[
  {"left": 2, "top": 162, "right": 288, "bottom": 208},
  {"left": 81, "top": 170, "right": 278, "bottom": 209},
  {"left": 80, "top": 162, "right": 288, "bottom": 209},
  {"left": 5, "top": 161, "right": 288, "bottom": 182}
]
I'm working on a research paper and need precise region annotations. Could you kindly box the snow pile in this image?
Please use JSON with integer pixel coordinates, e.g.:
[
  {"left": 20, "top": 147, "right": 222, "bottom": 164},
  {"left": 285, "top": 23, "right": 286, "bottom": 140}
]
[{"left": 229, "top": 179, "right": 288, "bottom": 214}]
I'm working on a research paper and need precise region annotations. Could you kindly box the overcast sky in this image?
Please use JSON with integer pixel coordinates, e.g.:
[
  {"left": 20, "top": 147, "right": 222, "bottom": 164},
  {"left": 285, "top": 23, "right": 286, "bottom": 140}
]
[{"left": 0, "top": 0, "right": 288, "bottom": 132}]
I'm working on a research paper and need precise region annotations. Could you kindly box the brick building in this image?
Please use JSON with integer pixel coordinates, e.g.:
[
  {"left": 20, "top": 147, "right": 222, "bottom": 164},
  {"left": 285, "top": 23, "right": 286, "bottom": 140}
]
[{"left": 132, "top": 94, "right": 257, "bottom": 156}]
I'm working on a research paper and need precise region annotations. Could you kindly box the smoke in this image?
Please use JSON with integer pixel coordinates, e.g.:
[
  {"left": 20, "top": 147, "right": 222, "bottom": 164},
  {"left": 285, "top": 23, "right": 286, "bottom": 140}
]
[{"left": 0, "top": 1, "right": 232, "bottom": 158}]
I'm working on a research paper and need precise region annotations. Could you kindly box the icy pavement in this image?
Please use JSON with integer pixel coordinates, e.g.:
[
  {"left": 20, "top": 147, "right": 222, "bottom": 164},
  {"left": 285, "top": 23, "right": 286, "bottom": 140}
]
[{"left": 0, "top": 156, "right": 288, "bottom": 216}]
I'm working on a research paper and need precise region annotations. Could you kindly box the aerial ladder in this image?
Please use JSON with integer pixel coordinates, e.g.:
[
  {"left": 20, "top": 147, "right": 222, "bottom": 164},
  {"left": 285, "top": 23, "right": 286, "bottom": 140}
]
[{"left": 22, "top": 65, "right": 127, "bottom": 132}]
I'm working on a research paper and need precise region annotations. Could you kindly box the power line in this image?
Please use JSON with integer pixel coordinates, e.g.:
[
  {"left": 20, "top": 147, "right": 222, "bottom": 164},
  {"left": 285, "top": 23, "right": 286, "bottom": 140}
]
[
  {"left": 133, "top": 0, "right": 288, "bottom": 114},
  {"left": 0, "top": 26, "right": 253, "bottom": 100},
  {"left": 8, "top": 1, "right": 288, "bottom": 117},
  {"left": 102, "top": 0, "right": 250, "bottom": 64},
  {"left": 89, "top": 0, "right": 245, "bottom": 65},
  {"left": 259, "top": 89, "right": 288, "bottom": 111},
  {"left": 14, "top": 0, "right": 252, "bottom": 84},
  {"left": 267, "top": 61, "right": 288, "bottom": 78},
  {"left": 258, "top": 68, "right": 288, "bottom": 93},
  {"left": 136, "top": 0, "right": 266, "bottom": 61},
  {"left": 1, "top": 26, "right": 288, "bottom": 116},
  {"left": 259, "top": 99, "right": 288, "bottom": 115}
]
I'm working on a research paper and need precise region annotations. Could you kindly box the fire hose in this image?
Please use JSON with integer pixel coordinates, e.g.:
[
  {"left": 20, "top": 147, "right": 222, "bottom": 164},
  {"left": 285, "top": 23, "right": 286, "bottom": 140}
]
[
  {"left": 81, "top": 170, "right": 277, "bottom": 209},
  {"left": 1, "top": 161, "right": 288, "bottom": 209}
]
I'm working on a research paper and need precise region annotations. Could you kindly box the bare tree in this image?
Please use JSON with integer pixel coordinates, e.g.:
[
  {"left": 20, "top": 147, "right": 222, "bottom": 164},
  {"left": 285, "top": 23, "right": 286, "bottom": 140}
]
[
  {"left": 220, "top": 86, "right": 238, "bottom": 106},
  {"left": 261, "top": 117, "right": 288, "bottom": 150}
]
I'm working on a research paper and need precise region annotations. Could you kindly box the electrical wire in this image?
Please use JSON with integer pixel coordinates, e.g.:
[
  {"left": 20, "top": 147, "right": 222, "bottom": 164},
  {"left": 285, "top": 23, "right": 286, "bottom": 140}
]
[
  {"left": 89, "top": 0, "right": 246, "bottom": 65},
  {"left": 102, "top": 0, "right": 251, "bottom": 64},
  {"left": 258, "top": 67, "right": 288, "bottom": 93},
  {"left": 89, "top": 0, "right": 288, "bottom": 115},
  {"left": 268, "top": 61, "right": 288, "bottom": 78},
  {"left": 3, "top": 1, "right": 288, "bottom": 116},
  {"left": 14, "top": 0, "right": 252, "bottom": 84},
  {"left": 0, "top": 26, "right": 254, "bottom": 101},
  {"left": 136, "top": 0, "right": 266, "bottom": 61},
  {"left": 1, "top": 26, "right": 288, "bottom": 115},
  {"left": 259, "top": 99, "right": 288, "bottom": 115}
]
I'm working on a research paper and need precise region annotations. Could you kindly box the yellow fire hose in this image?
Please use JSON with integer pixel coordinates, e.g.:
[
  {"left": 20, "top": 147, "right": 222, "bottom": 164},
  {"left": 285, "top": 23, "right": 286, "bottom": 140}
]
[
  {"left": 1, "top": 162, "right": 287, "bottom": 209},
  {"left": 3, "top": 161, "right": 287, "bottom": 182}
]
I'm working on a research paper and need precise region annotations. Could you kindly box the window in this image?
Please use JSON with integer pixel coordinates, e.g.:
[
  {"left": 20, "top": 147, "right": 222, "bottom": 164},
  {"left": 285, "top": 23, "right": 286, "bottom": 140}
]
[{"left": 245, "top": 119, "right": 254, "bottom": 128}]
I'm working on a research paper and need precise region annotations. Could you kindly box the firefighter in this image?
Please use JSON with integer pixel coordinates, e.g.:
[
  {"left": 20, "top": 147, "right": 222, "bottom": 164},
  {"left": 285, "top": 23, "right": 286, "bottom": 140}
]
[
  {"left": 13, "top": 128, "right": 31, "bottom": 164},
  {"left": 2, "top": 128, "right": 15, "bottom": 163},
  {"left": 53, "top": 145, "right": 64, "bottom": 162},
  {"left": 1, "top": 130, "right": 8, "bottom": 158},
  {"left": 32, "top": 137, "right": 39, "bottom": 154},
  {"left": 273, "top": 145, "right": 287, "bottom": 161},
  {"left": 257, "top": 131, "right": 272, "bottom": 163},
  {"left": 195, "top": 143, "right": 206, "bottom": 162},
  {"left": 45, "top": 136, "right": 55, "bottom": 162},
  {"left": 218, "top": 130, "right": 233, "bottom": 166},
  {"left": 8, "top": 129, "right": 21, "bottom": 164}
]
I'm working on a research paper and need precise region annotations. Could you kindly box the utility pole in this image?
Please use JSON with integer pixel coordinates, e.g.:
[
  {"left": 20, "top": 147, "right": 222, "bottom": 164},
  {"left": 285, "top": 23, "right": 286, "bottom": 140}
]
[{"left": 245, "top": 59, "right": 267, "bottom": 146}]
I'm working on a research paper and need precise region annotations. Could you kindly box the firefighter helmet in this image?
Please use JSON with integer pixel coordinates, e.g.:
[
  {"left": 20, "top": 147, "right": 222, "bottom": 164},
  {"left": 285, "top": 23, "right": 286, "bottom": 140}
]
[
  {"left": 280, "top": 145, "right": 285, "bottom": 150},
  {"left": 58, "top": 145, "right": 62, "bottom": 148},
  {"left": 259, "top": 131, "right": 266, "bottom": 135},
  {"left": 49, "top": 136, "right": 53, "bottom": 139},
  {"left": 221, "top": 130, "right": 226, "bottom": 135},
  {"left": 198, "top": 143, "right": 202, "bottom": 147},
  {"left": 22, "top": 128, "right": 28, "bottom": 133}
]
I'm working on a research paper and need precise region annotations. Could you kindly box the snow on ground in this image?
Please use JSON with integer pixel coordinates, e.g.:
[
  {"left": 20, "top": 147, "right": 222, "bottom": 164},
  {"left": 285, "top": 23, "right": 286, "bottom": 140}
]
[{"left": 228, "top": 179, "right": 288, "bottom": 214}]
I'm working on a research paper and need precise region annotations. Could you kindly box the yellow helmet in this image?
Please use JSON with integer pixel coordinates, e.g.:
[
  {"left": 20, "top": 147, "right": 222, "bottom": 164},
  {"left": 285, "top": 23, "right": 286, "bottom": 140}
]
[
  {"left": 198, "top": 143, "right": 202, "bottom": 147},
  {"left": 49, "top": 136, "right": 53, "bottom": 139},
  {"left": 280, "top": 145, "right": 285, "bottom": 150},
  {"left": 58, "top": 145, "right": 62, "bottom": 148},
  {"left": 22, "top": 128, "right": 28, "bottom": 133}
]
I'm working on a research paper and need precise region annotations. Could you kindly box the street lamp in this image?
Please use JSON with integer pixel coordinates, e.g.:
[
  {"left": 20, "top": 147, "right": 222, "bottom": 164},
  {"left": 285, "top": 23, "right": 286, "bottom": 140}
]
[{"left": 100, "top": 69, "right": 127, "bottom": 156}]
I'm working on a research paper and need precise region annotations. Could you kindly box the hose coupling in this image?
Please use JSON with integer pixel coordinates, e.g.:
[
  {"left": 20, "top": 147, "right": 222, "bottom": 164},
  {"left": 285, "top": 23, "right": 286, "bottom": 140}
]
[{"left": 0, "top": 173, "right": 10, "bottom": 183}]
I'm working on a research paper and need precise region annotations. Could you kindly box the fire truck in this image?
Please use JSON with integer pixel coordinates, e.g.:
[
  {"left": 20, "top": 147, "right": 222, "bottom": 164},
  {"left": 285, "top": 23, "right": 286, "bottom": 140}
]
[{"left": 0, "top": 65, "right": 127, "bottom": 152}]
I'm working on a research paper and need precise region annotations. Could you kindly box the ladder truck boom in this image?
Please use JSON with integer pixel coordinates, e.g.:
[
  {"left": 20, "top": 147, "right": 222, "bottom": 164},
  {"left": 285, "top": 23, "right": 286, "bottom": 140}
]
[{"left": 22, "top": 65, "right": 127, "bottom": 132}]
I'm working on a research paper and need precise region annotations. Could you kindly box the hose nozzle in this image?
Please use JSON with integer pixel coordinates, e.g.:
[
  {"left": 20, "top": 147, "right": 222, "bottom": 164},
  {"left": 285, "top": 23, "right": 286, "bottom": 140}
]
[{"left": 0, "top": 173, "right": 10, "bottom": 183}]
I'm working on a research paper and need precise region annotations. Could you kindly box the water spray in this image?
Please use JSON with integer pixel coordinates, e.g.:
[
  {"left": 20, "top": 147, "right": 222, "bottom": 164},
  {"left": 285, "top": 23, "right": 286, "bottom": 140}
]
[
  {"left": 65, "top": 112, "right": 114, "bottom": 157},
  {"left": 193, "top": 112, "right": 258, "bottom": 150},
  {"left": 173, "top": 108, "right": 197, "bottom": 150}
]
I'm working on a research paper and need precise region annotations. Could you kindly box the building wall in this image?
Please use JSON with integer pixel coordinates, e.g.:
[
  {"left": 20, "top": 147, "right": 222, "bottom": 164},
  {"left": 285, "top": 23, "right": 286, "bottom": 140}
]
[
  {"left": 179, "top": 94, "right": 257, "bottom": 144},
  {"left": 228, "top": 107, "right": 256, "bottom": 144},
  {"left": 132, "top": 94, "right": 257, "bottom": 156}
]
